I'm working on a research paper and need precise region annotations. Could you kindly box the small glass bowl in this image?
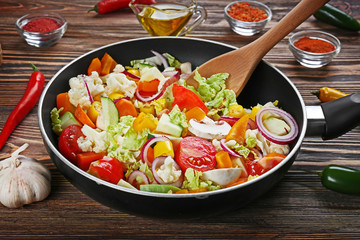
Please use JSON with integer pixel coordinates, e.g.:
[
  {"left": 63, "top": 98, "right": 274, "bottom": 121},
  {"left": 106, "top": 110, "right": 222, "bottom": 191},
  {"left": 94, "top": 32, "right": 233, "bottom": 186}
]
[
  {"left": 16, "top": 12, "right": 67, "bottom": 48},
  {"left": 289, "top": 30, "right": 341, "bottom": 68},
  {"left": 224, "top": 1, "right": 272, "bottom": 36}
]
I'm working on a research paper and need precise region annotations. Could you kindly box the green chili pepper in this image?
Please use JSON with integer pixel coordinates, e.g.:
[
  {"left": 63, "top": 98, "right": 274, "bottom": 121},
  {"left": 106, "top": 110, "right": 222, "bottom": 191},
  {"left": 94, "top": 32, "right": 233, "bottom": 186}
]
[
  {"left": 318, "top": 164, "right": 360, "bottom": 194},
  {"left": 313, "top": 4, "right": 360, "bottom": 31}
]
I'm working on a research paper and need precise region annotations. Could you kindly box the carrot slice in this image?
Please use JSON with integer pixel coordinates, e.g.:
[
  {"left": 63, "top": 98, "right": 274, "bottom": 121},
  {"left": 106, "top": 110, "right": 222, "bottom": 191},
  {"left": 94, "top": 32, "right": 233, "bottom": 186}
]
[
  {"left": 57, "top": 92, "right": 74, "bottom": 115},
  {"left": 88, "top": 57, "right": 102, "bottom": 76},
  {"left": 74, "top": 104, "right": 96, "bottom": 128},
  {"left": 137, "top": 79, "right": 160, "bottom": 93},
  {"left": 115, "top": 98, "right": 138, "bottom": 118}
]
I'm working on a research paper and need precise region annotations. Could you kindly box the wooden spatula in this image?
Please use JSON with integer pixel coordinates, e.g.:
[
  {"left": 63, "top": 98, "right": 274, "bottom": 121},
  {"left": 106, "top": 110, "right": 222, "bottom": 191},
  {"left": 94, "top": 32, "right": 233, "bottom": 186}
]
[{"left": 186, "top": 0, "right": 329, "bottom": 96}]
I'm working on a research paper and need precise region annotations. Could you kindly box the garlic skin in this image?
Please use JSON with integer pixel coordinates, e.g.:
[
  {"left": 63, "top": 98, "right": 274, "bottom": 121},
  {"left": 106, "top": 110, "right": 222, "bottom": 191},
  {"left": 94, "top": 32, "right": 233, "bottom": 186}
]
[{"left": 0, "top": 144, "right": 51, "bottom": 208}]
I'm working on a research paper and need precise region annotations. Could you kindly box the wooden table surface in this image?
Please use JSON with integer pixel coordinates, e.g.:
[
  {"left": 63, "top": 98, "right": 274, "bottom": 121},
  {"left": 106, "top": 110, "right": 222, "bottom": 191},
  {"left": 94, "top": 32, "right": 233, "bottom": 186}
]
[{"left": 1, "top": 0, "right": 360, "bottom": 239}]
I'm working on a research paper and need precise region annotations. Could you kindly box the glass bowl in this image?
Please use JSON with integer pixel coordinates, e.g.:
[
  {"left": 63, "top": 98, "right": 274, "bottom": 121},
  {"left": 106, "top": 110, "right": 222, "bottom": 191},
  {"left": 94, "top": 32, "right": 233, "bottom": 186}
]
[
  {"left": 224, "top": 1, "right": 272, "bottom": 36},
  {"left": 16, "top": 12, "right": 67, "bottom": 48},
  {"left": 289, "top": 30, "right": 341, "bottom": 68}
]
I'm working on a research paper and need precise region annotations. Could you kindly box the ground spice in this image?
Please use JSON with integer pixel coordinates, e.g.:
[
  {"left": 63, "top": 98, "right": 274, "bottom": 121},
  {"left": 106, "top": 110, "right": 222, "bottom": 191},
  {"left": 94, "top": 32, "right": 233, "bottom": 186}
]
[
  {"left": 294, "top": 36, "right": 335, "bottom": 53},
  {"left": 22, "top": 18, "right": 61, "bottom": 33},
  {"left": 227, "top": 2, "right": 268, "bottom": 22}
]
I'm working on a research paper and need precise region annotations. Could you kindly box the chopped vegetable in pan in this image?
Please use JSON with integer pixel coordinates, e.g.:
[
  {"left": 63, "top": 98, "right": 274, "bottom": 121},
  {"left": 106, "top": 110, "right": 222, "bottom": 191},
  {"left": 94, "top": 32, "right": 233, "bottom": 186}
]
[{"left": 50, "top": 51, "right": 299, "bottom": 193}]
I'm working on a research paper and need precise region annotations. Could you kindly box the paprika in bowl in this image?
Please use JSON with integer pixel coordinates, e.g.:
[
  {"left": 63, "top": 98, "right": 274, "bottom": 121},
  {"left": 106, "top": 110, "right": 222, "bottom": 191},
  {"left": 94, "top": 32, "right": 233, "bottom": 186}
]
[
  {"left": 289, "top": 30, "right": 341, "bottom": 68},
  {"left": 16, "top": 12, "right": 67, "bottom": 48},
  {"left": 224, "top": 1, "right": 272, "bottom": 36}
]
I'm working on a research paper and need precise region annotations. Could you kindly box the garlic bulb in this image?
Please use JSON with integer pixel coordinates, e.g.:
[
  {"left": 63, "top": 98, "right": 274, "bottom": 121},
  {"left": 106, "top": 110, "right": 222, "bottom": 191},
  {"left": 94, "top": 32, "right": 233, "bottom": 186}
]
[{"left": 0, "top": 143, "right": 51, "bottom": 208}]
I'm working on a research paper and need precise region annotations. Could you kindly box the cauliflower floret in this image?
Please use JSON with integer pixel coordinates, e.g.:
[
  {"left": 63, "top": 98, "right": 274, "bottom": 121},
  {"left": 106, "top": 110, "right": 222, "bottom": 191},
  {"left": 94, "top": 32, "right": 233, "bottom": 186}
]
[
  {"left": 112, "top": 64, "right": 125, "bottom": 73},
  {"left": 246, "top": 129, "right": 290, "bottom": 156},
  {"left": 68, "top": 72, "right": 105, "bottom": 109},
  {"left": 77, "top": 125, "right": 108, "bottom": 153},
  {"left": 156, "top": 156, "right": 182, "bottom": 184},
  {"left": 103, "top": 72, "right": 137, "bottom": 98}
]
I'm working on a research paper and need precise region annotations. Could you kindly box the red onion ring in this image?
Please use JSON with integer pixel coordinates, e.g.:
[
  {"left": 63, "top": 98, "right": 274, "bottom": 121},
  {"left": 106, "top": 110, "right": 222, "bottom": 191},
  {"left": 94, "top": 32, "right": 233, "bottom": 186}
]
[
  {"left": 122, "top": 70, "right": 140, "bottom": 80},
  {"left": 151, "top": 156, "right": 183, "bottom": 188},
  {"left": 135, "top": 71, "right": 179, "bottom": 102},
  {"left": 255, "top": 107, "right": 299, "bottom": 145},
  {"left": 220, "top": 139, "right": 241, "bottom": 157},
  {"left": 127, "top": 170, "right": 150, "bottom": 188},
  {"left": 141, "top": 135, "right": 171, "bottom": 166},
  {"left": 113, "top": 96, "right": 130, "bottom": 104},
  {"left": 218, "top": 116, "right": 240, "bottom": 126},
  {"left": 81, "top": 75, "right": 93, "bottom": 104},
  {"left": 151, "top": 50, "right": 169, "bottom": 69}
]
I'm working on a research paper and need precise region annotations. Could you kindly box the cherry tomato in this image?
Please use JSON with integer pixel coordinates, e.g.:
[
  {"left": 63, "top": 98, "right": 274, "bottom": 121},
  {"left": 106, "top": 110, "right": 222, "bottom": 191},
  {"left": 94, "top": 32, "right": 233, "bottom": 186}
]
[
  {"left": 175, "top": 136, "right": 216, "bottom": 172},
  {"left": 172, "top": 84, "right": 209, "bottom": 114},
  {"left": 58, "top": 125, "right": 84, "bottom": 165},
  {"left": 88, "top": 157, "right": 124, "bottom": 184}
]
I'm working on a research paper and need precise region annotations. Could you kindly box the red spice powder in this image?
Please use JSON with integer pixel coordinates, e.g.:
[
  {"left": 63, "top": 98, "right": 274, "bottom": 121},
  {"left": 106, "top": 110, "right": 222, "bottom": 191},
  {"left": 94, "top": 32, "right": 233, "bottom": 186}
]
[
  {"left": 23, "top": 18, "right": 61, "bottom": 33},
  {"left": 227, "top": 2, "right": 268, "bottom": 22},
  {"left": 294, "top": 36, "right": 335, "bottom": 53}
]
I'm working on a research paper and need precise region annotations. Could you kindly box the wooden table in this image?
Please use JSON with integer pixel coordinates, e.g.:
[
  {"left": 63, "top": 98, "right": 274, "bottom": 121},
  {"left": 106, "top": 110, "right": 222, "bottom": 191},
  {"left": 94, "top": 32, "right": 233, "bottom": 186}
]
[{"left": 1, "top": 0, "right": 360, "bottom": 239}]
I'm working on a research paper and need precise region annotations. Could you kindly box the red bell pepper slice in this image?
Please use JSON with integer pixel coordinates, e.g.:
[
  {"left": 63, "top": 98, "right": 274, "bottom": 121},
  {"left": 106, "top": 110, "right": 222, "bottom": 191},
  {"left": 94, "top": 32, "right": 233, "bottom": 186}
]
[{"left": 172, "top": 84, "right": 208, "bottom": 114}]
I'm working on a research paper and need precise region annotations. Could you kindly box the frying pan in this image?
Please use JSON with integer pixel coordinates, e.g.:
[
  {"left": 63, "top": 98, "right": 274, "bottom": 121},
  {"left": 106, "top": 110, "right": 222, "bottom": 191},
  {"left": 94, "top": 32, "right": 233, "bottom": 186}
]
[{"left": 38, "top": 37, "right": 360, "bottom": 218}]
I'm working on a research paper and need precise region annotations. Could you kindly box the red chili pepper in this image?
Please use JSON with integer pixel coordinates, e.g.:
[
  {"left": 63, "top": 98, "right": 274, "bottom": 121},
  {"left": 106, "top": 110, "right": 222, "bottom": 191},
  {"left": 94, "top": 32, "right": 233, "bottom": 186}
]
[
  {"left": 88, "top": 0, "right": 156, "bottom": 14},
  {"left": 0, "top": 63, "right": 45, "bottom": 150}
]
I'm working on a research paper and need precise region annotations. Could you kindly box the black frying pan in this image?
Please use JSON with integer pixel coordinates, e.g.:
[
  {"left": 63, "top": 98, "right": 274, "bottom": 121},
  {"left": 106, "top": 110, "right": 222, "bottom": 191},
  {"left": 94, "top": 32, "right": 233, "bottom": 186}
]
[{"left": 38, "top": 37, "right": 360, "bottom": 218}]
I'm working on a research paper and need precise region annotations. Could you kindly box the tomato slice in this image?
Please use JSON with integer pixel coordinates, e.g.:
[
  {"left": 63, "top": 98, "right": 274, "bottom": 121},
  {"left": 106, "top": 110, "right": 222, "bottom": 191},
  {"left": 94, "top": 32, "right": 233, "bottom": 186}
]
[
  {"left": 58, "top": 125, "right": 85, "bottom": 165},
  {"left": 172, "top": 84, "right": 209, "bottom": 114},
  {"left": 88, "top": 157, "right": 124, "bottom": 184},
  {"left": 175, "top": 136, "right": 216, "bottom": 172},
  {"left": 257, "top": 153, "right": 286, "bottom": 170}
]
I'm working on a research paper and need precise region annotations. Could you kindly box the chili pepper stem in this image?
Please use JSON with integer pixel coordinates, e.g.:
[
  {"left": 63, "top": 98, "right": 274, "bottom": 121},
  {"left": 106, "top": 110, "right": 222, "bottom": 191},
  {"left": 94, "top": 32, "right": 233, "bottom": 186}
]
[
  {"left": 88, "top": 5, "right": 99, "bottom": 13},
  {"left": 29, "top": 62, "right": 39, "bottom": 72}
]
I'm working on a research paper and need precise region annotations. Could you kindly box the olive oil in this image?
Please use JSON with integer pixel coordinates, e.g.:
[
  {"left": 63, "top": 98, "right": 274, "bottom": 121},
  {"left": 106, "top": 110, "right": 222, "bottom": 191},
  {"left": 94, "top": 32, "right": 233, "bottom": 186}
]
[{"left": 137, "top": 3, "right": 194, "bottom": 36}]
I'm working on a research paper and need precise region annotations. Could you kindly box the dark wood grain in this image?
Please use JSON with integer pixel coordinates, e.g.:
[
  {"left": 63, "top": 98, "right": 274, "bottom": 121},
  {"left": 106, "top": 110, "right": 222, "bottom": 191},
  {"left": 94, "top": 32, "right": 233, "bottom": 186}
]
[{"left": 0, "top": 0, "right": 360, "bottom": 239}]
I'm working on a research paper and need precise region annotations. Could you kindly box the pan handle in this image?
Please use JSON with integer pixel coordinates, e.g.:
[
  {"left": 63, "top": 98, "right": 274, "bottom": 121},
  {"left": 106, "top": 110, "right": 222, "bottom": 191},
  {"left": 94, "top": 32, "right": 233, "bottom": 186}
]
[{"left": 306, "top": 93, "right": 360, "bottom": 140}]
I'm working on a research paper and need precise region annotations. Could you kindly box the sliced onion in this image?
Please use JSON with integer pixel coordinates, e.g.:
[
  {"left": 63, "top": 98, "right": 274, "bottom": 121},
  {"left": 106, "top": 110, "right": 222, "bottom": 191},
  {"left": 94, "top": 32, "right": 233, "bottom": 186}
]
[
  {"left": 220, "top": 139, "right": 241, "bottom": 157},
  {"left": 151, "top": 156, "right": 184, "bottom": 188},
  {"left": 255, "top": 107, "right": 299, "bottom": 145},
  {"left": 151, "top": 50, "right": 169, "bottom": 68},
  {"left": 141, "top": 135, "right": 171, "bottom": 166},
  {"left": 81, "top": 75, "right": 93, "bottom": 104},
  {"left": 135, "top": 71, "right": 179, "bottom": 102},
  {"left": 113, "top": 96, "right": 130, "bottom": 104},
  {"left": 127, "top": 170, "right": 150, "bottom": 188},
  {"left": 218, "top": 116, "right": 240, "bottom": 126},
  {"left": 122, "top": 70, "right": 140, "bottom": 80},
  {"left": 247, "top": 118, "right": 257, "bottom": 130}
]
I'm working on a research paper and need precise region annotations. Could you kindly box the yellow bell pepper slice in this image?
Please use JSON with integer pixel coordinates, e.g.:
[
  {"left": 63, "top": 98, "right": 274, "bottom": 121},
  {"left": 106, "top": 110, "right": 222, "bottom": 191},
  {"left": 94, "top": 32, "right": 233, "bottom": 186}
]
[
  {"left": 133, "top": 112, "right": 157, "bottom": 132},
  {"left": 154, "top": 141, "right": 174, "bottom": 158}
]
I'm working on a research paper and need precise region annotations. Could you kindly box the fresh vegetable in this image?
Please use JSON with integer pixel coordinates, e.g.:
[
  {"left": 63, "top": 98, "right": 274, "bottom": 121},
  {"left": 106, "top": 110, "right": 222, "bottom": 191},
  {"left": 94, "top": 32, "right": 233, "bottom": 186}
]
[
  {"left": 225, "top": 114, "right": 250, "bottom": 145},
  {"left": 313, "top": 3, "right": 360, "bottom": 31},
  {"left": 88, "top": 157, "right": 124, "bottom": 184},
  {"left": 0, "top": 143, "right": 51, "bottom": 208},
  {"left": 255, "top": 107, "right": 298, "bottom": 145},
  {"left": 0, "top": 63, "right": 45, "bottom": 150},
  {"left": 141, "top": 135, "right": 171, "bottom": 166},
  {"left": 172, "top": 84, "right": 209, "bottom": 114},
  {"left": 257, "top": 152, "right": 286, "bottom": 170},
  {"left": 175, "top": 136, "right": 217, "bottom": 172},
  {"left": 101, "top": 96, "right": 119, "bottom": 130},
  {"left": 87, "top": 101, "right": 102, "bottom": 123},
  {"left": 87, "top": 57, "right": 102, "bottom": 76},
  {"left": 318, "top": 164, "right": 360, "bottom": 194},
  {"left": 76, "top": 152, "right": 106, "bottom": 171},
  {"left": 88, "top": 0, "right": 156, "bottom": 14},
  {"left": 140, "top": 184, "right": 181, "bottom": 193},
  {"left": 188, "top": 118, "right": 231, "bottom": 140},
  {"left": 74, "top": 104, "right": 96, "bottom": 128},
  {"left": 201, "top": 168, "right": 242, "bottom": 186},
  {"left": 312, "top": 87, "right": 348, "bottom": 103},
  {"left": 133, "top": 112, "right": 157, "bottom": 132},
  {"left": 151, "top": 156, "right": 183, "bottom": 187},
  {"left": 57, "top": 92, "right": 74, "bottom": 115},
  {"left": 215, "top": 150, "right": 232, "bottom": 168},
  {"left": 185, "top": 107, "right": 206, "bottom": 121},
  {"left": 156, "top": 113, "right": 182, "bottom": 137},
  {"left": 58, "top": 125, "right": 85, "bottom": 164},
  {"left": 116, "top": 98, "right": 138, "bottom": 117},
  {"left": 127, "top": 170, "right": 150, "bottom": 189},
  {"left": 100, "top": 53, "right": 117, "bottom": 76}
]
